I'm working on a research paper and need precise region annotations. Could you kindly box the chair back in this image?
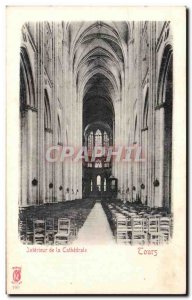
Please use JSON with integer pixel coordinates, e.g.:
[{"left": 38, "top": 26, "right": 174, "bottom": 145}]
[
  {"left": 33, "top": 220, "right": 45, "bottom": 235},
  {"left": 160, "top": 217, "right": 170, "bottom": 232},
  {"left": 46, "top": 218, "right": 54, "bottom": 232},
  {"left": 148, "top": 217, "right": 160, "bottom": 233},
  {"left": 58, "top": 218, "right": 70, "bottom": 234},
  {"left": 132, "top": 217, "right": 145, "bottom": 233},
  {"left": 116, "top": 215, "right": 127, "bottom": 227}
]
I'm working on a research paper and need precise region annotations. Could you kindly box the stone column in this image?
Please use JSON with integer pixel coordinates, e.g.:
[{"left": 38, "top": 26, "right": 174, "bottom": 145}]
[
  {"left": 148, "top": 22, "right": 156, "bottom": 207},
  {"left": 37, "top": 22, "right": 45, "bottom": 205}
]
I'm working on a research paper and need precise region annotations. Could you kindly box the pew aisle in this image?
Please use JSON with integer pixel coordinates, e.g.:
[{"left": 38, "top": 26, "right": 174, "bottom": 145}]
[{"left": 75, "top": 202, "right": 115, "bottom": 245}]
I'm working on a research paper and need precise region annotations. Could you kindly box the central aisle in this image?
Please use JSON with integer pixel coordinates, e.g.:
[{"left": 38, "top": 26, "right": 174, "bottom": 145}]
[{"left": 74, "top": 201, "right": 115, "bottom": 245}]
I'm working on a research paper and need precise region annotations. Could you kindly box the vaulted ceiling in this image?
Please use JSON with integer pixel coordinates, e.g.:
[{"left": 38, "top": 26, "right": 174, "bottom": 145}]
[{"left": 66, "top": 21, "right": 130, "bottom": 130}]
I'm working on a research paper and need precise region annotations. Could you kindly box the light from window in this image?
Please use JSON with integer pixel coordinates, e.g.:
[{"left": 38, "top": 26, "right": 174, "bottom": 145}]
[
  {"left": 104, "top": 178, "right": 107, "bottom": 191},
  {"left": 95, "top": 160, "right": 102, "bottom": 168},
  {"left": 95, "top": 129, "right": 102, "bottom": 147},
  {"left": 97, "top": 175, "right": 101, "bottom": 191},
  {"left": 88, "top": 131, "right": 94, "bottom": 153}
]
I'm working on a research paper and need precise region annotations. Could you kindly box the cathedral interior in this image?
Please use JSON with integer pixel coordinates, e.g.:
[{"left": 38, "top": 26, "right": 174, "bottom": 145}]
[{"left": 19, "top": 21, "right": 173, "bottom": 245}]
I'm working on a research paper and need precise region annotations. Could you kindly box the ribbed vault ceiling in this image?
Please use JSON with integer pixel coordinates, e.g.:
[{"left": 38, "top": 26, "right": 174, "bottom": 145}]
[{"left": 66, "top": 21, "right": 129, "bottom": 130}]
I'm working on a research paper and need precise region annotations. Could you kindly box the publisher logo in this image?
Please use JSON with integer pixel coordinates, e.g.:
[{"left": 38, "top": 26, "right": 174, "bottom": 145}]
[{"left": 12, "top": 267, "right": 22, "bottom": 284}]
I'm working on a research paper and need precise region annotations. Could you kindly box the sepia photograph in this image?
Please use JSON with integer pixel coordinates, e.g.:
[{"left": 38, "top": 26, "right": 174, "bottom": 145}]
[
  {"left": 6, "top": 6, "right": 186, "bottom": 294},
  {"left": 19, "top": 20, "right": 173, "bottom": 246}
]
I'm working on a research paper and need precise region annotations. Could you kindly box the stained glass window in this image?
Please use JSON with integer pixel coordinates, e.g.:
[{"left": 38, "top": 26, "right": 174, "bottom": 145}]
[
  {"left": 95, "top": 160, "right": 102, "bottom": 168},
  {"left": 95, "top": 129, "right": 102, "bottom": 147},
  {"left": 88, "top": 131, "right": 94, "bottom": 152}
]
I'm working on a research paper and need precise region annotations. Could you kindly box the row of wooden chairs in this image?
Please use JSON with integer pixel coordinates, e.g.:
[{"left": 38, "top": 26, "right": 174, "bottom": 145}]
[
  {"left": 116, "top": 215, "right": 171, "bottom": 245},
  {"left": 103, "top": 203, "right": 172, "bottom": 245},
  {"left": 19, "top": 218, "right": 77, "bottom": 245}
]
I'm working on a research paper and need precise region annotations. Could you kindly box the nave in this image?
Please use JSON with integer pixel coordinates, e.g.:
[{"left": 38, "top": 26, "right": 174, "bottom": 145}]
[
  {"left": 20, "top": 21, "right": 173, "bottom": 210},
  {"left": 19, "top": 198, "right": 173, "bottom": 246},
  {"left": 74, "top": 201, "right": 115, "bottom": 245},
  {"left": 19, "top": 21, "right": 174, "bottom": 246}
]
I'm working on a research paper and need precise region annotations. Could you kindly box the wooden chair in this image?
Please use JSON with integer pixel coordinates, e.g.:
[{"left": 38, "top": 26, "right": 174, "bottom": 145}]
[
  {"left": 45, "top": 218, "right": 55, "bottom": 245},
  {"left": 131, "top": 217, "right": 147, "bottom": 245},
  {"left": 148, "top": 217, "right": 162, "bottom": 245},
  {"left": 54, "top": 218, "right": 71, "bottom": 245},
  {"left": 116, "top": 215, "right": 131, "bottom": 244},
  {"left": 159, "top": 217, "right": 171, "bottom": 243},
  {"left": 26, "top": 219, "right": 34, "bottom": 245},
  {"left": 128, "top": 212, "right": 137, "bottom": 217},
  {"left": 18, "top": 219, "right": 27, "bottom": 244},
  {"left": 33, "top": 220, "right": 46, "bottom": 245},
  {"left": 70, "top": 222, "right": 77, "bottom": 241},
  {"left": 127, "top": 217, "right": 132, "bottom": 242}
]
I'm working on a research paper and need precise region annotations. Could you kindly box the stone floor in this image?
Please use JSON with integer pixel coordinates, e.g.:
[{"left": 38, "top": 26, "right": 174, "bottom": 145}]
[{"left": 74, "top": 201, "right": 115, "bottom": 245}]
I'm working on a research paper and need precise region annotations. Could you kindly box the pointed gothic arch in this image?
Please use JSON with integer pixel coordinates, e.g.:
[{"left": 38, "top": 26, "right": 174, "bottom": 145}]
[{"left": 20, "top": 47, "right": 36, "bottom": 109}]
